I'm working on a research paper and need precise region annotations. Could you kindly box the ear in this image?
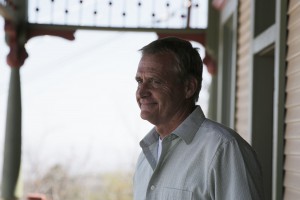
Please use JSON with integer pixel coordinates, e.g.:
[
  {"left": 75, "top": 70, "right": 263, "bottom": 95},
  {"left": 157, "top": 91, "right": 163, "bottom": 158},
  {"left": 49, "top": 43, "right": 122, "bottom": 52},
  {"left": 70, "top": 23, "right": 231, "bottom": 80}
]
[{"left": 184, "top": 77, "right": 198, "bottom": 99}]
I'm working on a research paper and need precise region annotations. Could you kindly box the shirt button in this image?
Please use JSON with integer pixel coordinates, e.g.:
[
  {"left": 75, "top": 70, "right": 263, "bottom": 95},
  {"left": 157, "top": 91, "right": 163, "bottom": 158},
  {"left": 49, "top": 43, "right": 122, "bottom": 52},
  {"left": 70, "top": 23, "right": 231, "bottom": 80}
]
[{"left": 150, "top": 185, "right": 155, "bottom": 190}]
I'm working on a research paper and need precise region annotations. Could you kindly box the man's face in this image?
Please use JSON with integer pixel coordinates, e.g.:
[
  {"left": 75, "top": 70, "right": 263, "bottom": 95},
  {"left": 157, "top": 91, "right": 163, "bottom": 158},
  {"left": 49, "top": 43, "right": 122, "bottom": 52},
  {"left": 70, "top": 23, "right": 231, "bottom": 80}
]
[{"left": 135, "top": 53, "right": 187, "bottom": 126}]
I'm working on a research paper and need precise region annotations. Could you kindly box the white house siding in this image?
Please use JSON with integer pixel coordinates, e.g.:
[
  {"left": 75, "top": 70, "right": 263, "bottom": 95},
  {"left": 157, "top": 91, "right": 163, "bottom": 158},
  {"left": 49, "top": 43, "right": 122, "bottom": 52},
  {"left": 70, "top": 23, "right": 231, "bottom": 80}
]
[
  {"left": 284, "top": 0, "right": 300, "bottom": 199},
  {"left": 235, "top": 0, "right": 251, "bottom": 143}
]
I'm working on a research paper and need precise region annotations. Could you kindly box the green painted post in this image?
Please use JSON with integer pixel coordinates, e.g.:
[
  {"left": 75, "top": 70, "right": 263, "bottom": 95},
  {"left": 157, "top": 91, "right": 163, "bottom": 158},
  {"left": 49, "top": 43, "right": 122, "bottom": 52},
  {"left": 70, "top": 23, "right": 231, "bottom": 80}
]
[{"left": 1, "top": 67, "right": 22, "bottom": 200}]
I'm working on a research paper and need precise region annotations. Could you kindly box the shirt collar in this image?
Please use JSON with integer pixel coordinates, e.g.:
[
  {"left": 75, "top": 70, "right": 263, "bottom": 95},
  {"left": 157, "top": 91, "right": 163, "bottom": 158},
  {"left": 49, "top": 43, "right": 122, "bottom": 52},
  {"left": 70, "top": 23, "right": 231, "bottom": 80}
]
[
  {"left": 139, "top": 127, "right": 159, "bottom": 149},
  {"left": 172, "top": 106, "right": 205, "bottom": 144},
  {"left": 140, "top": 106, "right": 206, "bottom": 148}
]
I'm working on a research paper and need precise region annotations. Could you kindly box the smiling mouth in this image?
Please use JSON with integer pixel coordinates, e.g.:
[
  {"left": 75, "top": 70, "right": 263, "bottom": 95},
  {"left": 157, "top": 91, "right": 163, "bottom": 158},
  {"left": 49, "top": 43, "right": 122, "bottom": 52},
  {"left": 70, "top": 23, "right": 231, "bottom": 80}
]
[{"left": 140, "top": 102, "right": 157, "bottom": 109}]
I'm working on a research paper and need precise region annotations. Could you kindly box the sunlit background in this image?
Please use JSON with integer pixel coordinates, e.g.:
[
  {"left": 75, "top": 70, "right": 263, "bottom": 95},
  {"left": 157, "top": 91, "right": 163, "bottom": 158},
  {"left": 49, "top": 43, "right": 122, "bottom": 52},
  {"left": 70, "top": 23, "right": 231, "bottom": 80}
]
[{"left": 0, "top": 0, "right": 210, "bottom": 199}]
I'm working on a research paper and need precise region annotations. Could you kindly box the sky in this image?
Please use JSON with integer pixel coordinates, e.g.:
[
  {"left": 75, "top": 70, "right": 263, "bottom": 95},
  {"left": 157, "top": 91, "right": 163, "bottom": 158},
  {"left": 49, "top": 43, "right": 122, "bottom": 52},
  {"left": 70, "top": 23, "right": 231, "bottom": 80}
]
[{"left": 0, "top": 1, "right": 210, "bottom": 178}]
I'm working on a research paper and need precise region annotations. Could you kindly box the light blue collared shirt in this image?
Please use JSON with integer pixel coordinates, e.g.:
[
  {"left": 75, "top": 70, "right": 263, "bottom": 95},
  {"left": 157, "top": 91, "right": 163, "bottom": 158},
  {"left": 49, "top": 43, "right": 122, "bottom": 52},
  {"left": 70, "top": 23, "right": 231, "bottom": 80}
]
[{"left": 133, "top": 106, "right": 264, "bottom": 200}]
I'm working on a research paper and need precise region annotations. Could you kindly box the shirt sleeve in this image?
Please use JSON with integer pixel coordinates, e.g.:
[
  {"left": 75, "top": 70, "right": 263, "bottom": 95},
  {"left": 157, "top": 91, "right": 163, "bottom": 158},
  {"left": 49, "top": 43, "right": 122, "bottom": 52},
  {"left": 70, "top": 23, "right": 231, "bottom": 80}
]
[{"left": 207, "top": 139, "right": 265, "bottom": 200}]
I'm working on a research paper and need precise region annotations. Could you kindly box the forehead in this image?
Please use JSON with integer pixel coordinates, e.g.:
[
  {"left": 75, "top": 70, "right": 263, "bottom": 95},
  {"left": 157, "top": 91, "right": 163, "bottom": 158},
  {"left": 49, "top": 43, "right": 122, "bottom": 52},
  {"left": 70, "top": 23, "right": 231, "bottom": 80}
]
[{"left": 136, "top": 53, "right": 176, "bottom": 76}]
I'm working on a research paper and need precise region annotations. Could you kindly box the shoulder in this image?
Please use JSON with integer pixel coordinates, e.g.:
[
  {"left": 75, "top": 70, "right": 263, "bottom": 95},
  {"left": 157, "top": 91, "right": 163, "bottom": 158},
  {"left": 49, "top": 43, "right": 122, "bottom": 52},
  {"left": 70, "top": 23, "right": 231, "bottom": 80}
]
[
  {"left": 200, "top": 119, "right": 249, "bottom": 146},
  {"left": 200, "top": 121, "right": 264, "bottom": 199},
  {"left": 194, "top": 118, "right": 257, "bottom": 161},
  {"left": 199, "top": 119, "right": 260, "bottom": 166}
]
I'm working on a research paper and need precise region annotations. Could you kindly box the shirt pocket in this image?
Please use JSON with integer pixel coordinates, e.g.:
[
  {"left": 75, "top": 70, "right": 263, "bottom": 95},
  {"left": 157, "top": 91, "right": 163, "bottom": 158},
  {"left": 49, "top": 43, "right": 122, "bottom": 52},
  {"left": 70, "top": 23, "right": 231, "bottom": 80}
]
[{"left": 160, "top": 187, "right": 192, "bottom": 200}]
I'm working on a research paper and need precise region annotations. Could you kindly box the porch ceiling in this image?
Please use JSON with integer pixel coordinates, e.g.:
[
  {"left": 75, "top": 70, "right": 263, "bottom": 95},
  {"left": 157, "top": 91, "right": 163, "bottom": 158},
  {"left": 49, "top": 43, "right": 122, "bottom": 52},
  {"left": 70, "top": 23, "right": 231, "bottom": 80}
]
[{"left": 1, "top": 0, "right": 207, "bottom": 33}]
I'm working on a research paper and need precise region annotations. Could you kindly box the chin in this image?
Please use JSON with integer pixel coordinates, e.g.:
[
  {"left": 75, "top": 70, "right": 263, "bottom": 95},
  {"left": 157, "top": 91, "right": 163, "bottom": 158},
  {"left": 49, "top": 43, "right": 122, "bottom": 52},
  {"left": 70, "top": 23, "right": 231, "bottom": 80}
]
[
  {"left": 140, "top": 112, "right": 149, "bottom": 120},
  {"left": 140, "top": 112, "right": 155, "bottom": 124}
]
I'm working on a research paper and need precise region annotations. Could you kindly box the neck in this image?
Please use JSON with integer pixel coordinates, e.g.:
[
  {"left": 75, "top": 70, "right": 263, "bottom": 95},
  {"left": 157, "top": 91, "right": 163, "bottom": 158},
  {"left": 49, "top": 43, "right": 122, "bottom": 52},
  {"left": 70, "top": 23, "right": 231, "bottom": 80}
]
[{"left": 156, "top": 104, "right": 196, "bottom": 139}]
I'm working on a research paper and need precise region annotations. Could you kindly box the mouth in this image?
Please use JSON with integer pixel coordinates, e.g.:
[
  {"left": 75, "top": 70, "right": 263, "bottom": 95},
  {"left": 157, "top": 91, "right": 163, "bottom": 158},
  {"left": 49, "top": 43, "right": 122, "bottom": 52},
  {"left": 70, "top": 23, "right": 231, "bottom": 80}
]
[{"left": 140, "top": 102, "right": 157, "bottom": 109}]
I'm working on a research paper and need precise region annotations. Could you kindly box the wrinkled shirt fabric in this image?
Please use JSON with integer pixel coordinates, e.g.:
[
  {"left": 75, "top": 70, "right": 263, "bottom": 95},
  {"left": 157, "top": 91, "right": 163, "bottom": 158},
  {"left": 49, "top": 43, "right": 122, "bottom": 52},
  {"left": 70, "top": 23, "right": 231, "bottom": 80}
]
[{"left": 133, "top": 106, "right": 264, "bottom": 200}]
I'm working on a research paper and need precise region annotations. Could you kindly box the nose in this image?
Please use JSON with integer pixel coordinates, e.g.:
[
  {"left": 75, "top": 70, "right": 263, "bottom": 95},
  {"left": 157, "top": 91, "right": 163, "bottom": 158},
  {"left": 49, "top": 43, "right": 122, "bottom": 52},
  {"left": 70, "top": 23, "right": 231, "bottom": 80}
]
[{"left": 136, "top": 82, "right": 151, "bottom": 99}]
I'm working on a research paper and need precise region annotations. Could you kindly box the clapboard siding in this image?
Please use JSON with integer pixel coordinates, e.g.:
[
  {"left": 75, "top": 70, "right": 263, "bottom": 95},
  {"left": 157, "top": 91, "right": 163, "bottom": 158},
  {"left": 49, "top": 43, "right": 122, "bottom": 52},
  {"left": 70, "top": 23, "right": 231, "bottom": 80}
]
[
  {"left": 286, "top": 90, "right": 300, "bottom": 110},
  {"left": 286, "top": 56, "right": 300, "bottom": 75},
  {"left": 286, "top": 72, "right": 300, "bottom": 93},
  {"left": 284, "top": 188, "right": 300, "bottom": 200},
  {"left": 235, "top": 0, "right": 251, "bottom": 142},
  {"left": 285, "top": 122, "right": 300, "bottom": 139},
  {"left": 284, "top": 0, "right": 300, "bottom": 199}
]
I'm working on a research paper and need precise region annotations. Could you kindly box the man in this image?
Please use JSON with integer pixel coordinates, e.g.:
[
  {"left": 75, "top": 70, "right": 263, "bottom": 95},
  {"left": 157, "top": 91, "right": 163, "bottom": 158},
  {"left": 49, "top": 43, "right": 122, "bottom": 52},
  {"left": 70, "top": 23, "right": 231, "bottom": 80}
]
[{"left": 133, "top": 37, "right": 264, "bottom": 200}]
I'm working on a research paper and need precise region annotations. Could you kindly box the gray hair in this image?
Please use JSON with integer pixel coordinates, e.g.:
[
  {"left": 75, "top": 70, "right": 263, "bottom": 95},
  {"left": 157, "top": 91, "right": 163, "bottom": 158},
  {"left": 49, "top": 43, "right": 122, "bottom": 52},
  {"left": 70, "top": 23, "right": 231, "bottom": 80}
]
[{"left": 139, "top": 37, "right": 203, "bottom": 102}]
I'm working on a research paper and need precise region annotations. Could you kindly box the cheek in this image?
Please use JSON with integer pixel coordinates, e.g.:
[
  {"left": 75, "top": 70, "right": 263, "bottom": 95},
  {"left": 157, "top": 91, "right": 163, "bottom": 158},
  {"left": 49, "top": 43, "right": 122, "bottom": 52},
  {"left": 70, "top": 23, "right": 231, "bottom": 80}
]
[
  {"left": 157, "top": 87, "right": 175, "bottom": 101},
  {"left": 135, "top": 89, "right": 140, "bottom": 102},
  {"left": 161, "top": 85, "right": 185, "bottom": 102},
  {"left": 136, "top": 97, "right": 141, "bottom": 107}
]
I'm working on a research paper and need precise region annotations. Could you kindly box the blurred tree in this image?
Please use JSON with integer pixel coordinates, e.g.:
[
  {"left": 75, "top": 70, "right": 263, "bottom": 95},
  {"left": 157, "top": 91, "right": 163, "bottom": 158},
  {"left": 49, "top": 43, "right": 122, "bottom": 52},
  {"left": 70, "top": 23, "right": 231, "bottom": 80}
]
[
  {"left": 98, "top": 171, "right": 133, "bottom": 200},
  {"left": 24, "top": 164, "right": 133, "bottom": 200}
]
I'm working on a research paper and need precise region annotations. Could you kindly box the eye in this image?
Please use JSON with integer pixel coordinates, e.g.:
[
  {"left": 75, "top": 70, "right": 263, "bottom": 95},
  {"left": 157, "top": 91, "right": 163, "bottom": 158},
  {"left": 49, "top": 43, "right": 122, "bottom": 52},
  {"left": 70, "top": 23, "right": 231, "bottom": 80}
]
[
  {"left": 135, "top": 77, "right": 143, "bottom": 84},
  {"left": 150, "top": 78, "right": 163, "bottom": 88},
  {"left": 152, "top": 79, "right": 161, "bottom": 84}
]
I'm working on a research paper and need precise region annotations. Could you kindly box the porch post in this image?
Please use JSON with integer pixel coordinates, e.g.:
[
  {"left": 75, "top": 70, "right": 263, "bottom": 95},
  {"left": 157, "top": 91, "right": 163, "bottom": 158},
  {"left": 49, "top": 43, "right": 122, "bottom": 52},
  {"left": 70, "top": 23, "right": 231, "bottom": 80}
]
[{"left": 1, "top": 66, "right": 22, "bottom": 200}]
